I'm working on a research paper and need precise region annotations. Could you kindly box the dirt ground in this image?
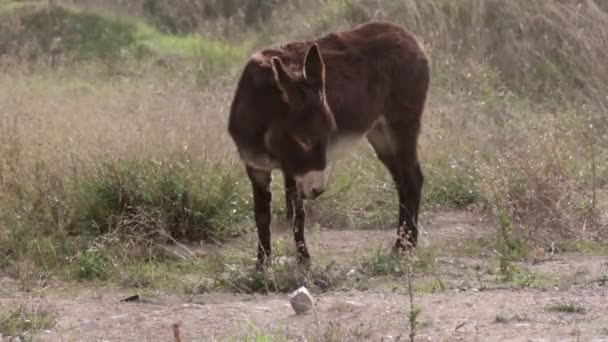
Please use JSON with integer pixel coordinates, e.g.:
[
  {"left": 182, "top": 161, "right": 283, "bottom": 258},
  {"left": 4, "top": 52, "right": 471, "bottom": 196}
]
[{"left": 1, "top": 210, "right": 607, "bottom": 341}]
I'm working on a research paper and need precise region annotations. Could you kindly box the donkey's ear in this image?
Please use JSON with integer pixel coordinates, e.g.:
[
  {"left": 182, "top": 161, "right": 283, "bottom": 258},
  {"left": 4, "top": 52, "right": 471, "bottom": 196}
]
[
  {"left": 271, "top": 56, "right": 292, "bottom": 103},
  {"left": 303, "top": 43, "right": 325, "bottom": 86}
]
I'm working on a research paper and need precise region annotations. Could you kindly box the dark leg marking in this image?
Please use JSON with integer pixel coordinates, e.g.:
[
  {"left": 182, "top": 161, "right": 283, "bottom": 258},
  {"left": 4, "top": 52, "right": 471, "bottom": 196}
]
[
  {"left": 246, "top": 166, "right": 272, "bottom": 269},
  {"left": 284, "top": 172, "right": 311, "bottom": 265}
]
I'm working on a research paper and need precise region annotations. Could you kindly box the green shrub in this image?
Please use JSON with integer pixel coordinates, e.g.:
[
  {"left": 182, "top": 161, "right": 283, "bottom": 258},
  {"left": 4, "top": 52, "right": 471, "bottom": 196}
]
[
  {"left": 0, "top": 5, "right": 143, "bottom": 62},
  {"left": 69, "top": 158, "right": 251, "bottom": 244},
  {"left": 69, "top": 247, "right": 113, "bottom": 280},
  {"left": 359, "top": 248, "right": 403, "bottom": 277}
]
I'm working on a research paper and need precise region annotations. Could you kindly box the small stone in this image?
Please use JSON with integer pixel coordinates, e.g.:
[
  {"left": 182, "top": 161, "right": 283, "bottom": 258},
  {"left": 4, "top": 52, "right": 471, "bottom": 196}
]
[
  {"left": 110, "top": 314, "right": 129, "bottom": 321},
  {"left": 289, "top": 286, "right": 314, "bottom": 315},
  {"left": 455, "top": 319, "right": 477, "bottom": 333},
  {"left": 79, "top": 319, "right": 100, "bottom": 330}
]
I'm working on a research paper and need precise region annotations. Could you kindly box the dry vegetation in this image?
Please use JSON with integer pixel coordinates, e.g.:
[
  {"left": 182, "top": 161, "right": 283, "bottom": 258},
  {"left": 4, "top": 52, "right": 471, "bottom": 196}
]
[{"left": 0, "top": 0, "right": 607, "bottom": 340}]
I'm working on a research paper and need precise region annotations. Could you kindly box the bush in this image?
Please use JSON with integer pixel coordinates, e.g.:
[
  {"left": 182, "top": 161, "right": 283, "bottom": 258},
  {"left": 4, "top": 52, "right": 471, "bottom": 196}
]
[
  {"left": 0, "top": 5, "right": 144, "bottom": 62},
  {"left": 69, "top": 158, "right": 251, "bottom": 244},
  {"left": 69, "top": 247, "right": 113, "bottom": 280}
]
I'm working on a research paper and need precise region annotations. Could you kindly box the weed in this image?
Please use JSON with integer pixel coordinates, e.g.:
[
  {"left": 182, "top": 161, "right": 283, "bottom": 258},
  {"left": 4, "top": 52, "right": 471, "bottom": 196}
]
[
  {"left": 239, "top": 323, "right": 292, "bottom": 342},
  {"left": 493, "top": 205, "right": 528, "bottom": 281},
  {"left": 546, "top": 302, "right": 587, "bottom": 314},
  {"left": 0, "top": 305, "right": 56, "bottom": 340},
  {"left": 68, "top": 246, "right": 113, "bottom": 281},
  {"left": 559, "top": 240, "right": 608, "bottom": 256},
  {"left": 493, "top": 313, "right": 529, "bottom": 324},
  {"left": 69, "top": 158, "right": 250, "bottom": 245},
  {"left": 120, "top": 261, "right": 166, "bottom": 288},
  {"left": 599, "top": 274, "right": 608, "bottom": 287},
  {"left": 413, "top": 277, "right": 446, "bottom": 294},
  {"left": 358, "top": 246, "right": 437, "bottom": 278},
  {"left": 494, "top": 314, "right": 507, "bottom": 323},
  {"left": 509, "top": 267, "right": 556, "bottom": 289},
  {"left": 213, "top": 256, "right": 346, "bottom": 294},
  {"left": 474, "top": 264, "right": 486, "bottom": 290},
  {"left": 359, "top": 247, "right": 404, "bottom": 277}
]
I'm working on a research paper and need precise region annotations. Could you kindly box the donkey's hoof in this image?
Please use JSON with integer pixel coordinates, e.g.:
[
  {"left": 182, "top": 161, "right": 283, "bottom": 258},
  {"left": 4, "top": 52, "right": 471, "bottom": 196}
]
[{"left": 392, "top": 239, "right": 415, "bottom": 257}]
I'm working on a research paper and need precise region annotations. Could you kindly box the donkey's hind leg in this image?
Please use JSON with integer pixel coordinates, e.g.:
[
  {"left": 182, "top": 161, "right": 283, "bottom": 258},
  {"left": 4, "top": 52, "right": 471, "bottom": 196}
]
[{"left": 367, "top": 118, "right": 424, "bottom": 252}]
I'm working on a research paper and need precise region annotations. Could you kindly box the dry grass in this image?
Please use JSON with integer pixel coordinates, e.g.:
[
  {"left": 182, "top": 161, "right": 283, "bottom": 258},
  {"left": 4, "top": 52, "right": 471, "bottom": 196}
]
[
  {"left": 0, "top": 60, "right": 249, "bottom": 276},
  {"left": 0, "top": 0, "right": 606, "bottom": 287}
]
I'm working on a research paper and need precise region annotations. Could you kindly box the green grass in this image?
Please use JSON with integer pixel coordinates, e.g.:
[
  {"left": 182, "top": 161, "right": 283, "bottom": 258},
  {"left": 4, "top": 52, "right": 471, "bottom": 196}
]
[
  {"left": 494, "top": 314, "right": 508, "bottom": 323},
  {"left": 0, "top": 156, "right": 252, "bottom": 284},
  {"left": 358, "top": 247, "right": 438, "bottom": 278},
  {"left": 507, "top": 266, "right": 557, "bottom": 289},
  {"left": 209, "top": 240, "right": 348, "bottom": 294},
  {"left": 546, "top": 302, "right": 587, "bottom": 314},
  {"left": 69, "top": 158, "right": 250, "bottom": 244},
  {"left": 133, "top": 19, "right": 252, "bottom": 76},
  {"left": 68, "top": 247, "right": 114, "bottom": 281},
  {"left": 0, "top": 2, "right": 250, "bottom": 77},
  {"left": 558, "top": 240, "right": 608, "bottom": 256}
]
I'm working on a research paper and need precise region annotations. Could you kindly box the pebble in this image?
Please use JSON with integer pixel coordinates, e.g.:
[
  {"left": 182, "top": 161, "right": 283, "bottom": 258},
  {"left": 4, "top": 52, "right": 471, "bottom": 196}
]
[{"left": 289, "top": 286, "right": 314, "bottom": 315}]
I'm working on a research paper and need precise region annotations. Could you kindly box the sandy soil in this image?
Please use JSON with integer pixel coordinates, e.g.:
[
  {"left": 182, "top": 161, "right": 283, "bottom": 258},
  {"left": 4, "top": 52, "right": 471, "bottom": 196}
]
[{"left": 1, "top": 210, "right": 607, "bottom": 342}]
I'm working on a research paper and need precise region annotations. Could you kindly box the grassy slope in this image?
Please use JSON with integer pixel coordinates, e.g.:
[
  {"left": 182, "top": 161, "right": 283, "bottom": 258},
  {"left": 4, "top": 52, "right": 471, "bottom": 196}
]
[{"left": 0, "top": 1, "right": 251, "bottom": 78}]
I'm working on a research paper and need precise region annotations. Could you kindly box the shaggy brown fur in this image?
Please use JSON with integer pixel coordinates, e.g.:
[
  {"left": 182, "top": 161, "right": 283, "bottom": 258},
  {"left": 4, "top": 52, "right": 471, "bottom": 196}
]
[{"left": 228, "top": 21, "right": 430, "bottom": 268}]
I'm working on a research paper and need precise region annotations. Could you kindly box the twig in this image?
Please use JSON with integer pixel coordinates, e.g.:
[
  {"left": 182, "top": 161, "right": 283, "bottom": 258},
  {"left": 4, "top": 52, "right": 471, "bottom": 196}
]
[
  {"left": 172, "top": 322, "right": 182, "bottom": 342},
  {"left": 406, "top": 257, "right": 420, "bottom": 342}
]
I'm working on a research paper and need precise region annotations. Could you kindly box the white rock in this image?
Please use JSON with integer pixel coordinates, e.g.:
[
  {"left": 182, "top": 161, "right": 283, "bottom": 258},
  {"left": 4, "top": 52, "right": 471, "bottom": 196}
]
[
  {"left": 289, "top": 286, "right": 314, "bottom": 315},
  {"left": 79, "top": 319, "right": 100, "bottom": 330}
]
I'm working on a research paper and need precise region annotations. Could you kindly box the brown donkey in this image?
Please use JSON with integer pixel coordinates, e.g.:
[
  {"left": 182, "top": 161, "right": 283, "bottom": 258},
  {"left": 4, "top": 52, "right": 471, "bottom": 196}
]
[{"left": 228, "top": 21, "right": 430, "bottom": 269}]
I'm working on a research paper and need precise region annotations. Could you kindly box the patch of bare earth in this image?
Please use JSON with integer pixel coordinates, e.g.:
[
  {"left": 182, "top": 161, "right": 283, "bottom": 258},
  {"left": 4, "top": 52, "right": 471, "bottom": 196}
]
[{"left": 1, "top": 210, "right": 607, "bottom": 341}]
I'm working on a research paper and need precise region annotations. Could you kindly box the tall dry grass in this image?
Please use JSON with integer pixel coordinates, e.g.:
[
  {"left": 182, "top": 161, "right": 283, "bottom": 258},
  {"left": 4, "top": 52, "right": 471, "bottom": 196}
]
[
  {"left": 0, "top": 0, "right": 607, "bottom": 280},
  {"left": 0, "top": 59, "right": 250, "bottom": 276},
  {"left": 276, "top": 0, "right": 608, "bottom": 247}
]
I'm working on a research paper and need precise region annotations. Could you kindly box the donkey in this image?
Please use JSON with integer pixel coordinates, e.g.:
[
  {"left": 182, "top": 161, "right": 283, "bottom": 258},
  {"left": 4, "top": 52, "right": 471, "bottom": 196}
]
[{"left": 227, "top": 21, "right": 430, "bottom": 269}]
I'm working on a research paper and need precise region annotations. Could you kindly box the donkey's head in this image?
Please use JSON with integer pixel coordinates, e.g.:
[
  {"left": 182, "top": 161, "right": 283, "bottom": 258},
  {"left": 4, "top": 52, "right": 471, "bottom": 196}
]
[{"left": 270, "top": 44, "right": 337, "bottom": 200}]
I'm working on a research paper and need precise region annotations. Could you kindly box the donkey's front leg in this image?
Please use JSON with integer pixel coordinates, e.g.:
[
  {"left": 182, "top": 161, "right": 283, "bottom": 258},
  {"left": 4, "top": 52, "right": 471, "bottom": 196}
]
[
  {"left": 284, "top": 172, "right": 311, "bottom": 266},
  {"left": 246, "top": 166, "right": 273, "bottom": 269}
]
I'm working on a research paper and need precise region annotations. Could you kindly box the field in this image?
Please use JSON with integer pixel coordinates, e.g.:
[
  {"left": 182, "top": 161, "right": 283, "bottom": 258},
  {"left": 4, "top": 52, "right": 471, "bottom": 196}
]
[{"left": 0, "top": 0, "right": 607, "bottom": 341}]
